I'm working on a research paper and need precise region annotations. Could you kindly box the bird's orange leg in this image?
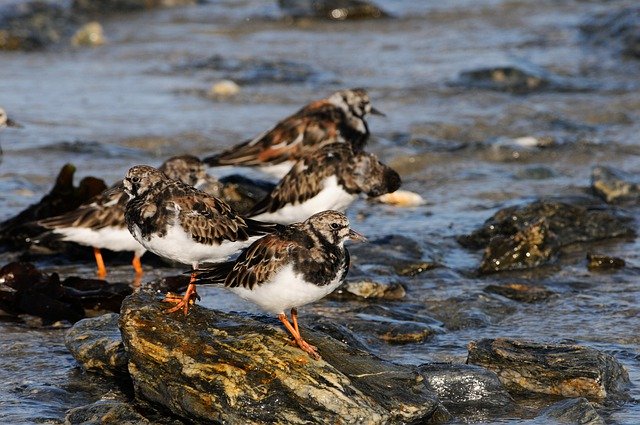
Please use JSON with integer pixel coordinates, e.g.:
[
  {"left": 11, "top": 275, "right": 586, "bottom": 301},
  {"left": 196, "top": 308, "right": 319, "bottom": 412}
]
[
  {"left": 93, "top": 247, "right": 107, "bottom": 278},
  {"left": 164, "top": 272, "right": 200, "bottom": 315},
  {"left": 278, "top": 311, "right": 320, "bottom": 360},
  {"left": 132, "top": 254, "right": 143, "bottom": 277}
]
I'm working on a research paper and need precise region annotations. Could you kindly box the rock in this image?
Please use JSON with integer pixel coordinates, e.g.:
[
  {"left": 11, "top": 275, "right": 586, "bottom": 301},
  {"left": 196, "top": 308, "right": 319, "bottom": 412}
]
[
  {"left": 208, "top": 79, "right": 240, "bottom": 97},
  {"left": 71, "top": 21, "right": 105, "bottom": 46},
  {"left": 483, "top": 283, "right": 556, "bottom": 303},
  {"left": 586, "top": 253, "right": 625, "bottom": 271},
  {"left": 0, "top": 164, "right": 107, "bottom": 250},
  {"left": 395, "top": 261, "right": 438, "bottom": 277},
  {"left": 451, "top": 64, "right": 592, "bottom": 94},
  {"left": 0, "top": 1, "right": 75, "bottom": 51},
  {"left": 591, "top": 165, "right": 640, "bottom": 204},
  {"left": 467, "top": 338, "right": 630, "bottom": 401},
  {"left": 278, "top": 0, "right": 389, "bottom": 20},
  {"left": 418, "top": 363, "right": 516, "bottom": 417},
  {"left": 0, "top": 262, "right": 132, "bottom": 324},
  {"left": 175, "top": 55, "right": 333, "bottom": 85},
  {"left": 65, "top": 313, "right": 128, "bottom": 377},
  {"left": 330, "top": 279, "right": 406, "bottom": 300},
  {"left": 65, "top": 399, "right": 151, "bottom": 425},
  {"left": 119, "top": 291, "right": 449, "bottom": 424},
  {"left": 580, "top": 7, "right": 640, "bottom": 59},
  {"left": 71, "top": 0, "right": 199, "bottom": 15},
  {"left": 536, "top": 397, "right": 605, "bottom": 425},
  {"left": 374, "top": 190, "right": 426, "bottom": 207},
  {"left": 457, "top": 199, "right": 635, "bottom": 273},
  {"left": 422, "top": 293, "right": 515, "bottom": 331}
]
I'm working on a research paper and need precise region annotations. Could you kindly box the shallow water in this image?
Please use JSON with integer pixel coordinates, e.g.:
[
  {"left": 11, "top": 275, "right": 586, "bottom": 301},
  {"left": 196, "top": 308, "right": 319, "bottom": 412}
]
[{"left": 1, "top": 0, "right": 639, "bottom": 423}]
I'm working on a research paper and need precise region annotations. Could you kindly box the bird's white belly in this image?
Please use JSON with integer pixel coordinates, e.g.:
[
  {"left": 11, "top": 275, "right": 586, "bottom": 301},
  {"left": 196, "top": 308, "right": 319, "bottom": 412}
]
[
  {"left": 55, "top": 226, "right": 144, "bottom": 254},
  {"left": 132, "top": 221, "right": 258, "bottom": 267},
  {"left": 228, "top": 264, "right": 344, "bottom": 314},
  {"left": 251, "top": 176, "right": 356, "bottom": 224}
]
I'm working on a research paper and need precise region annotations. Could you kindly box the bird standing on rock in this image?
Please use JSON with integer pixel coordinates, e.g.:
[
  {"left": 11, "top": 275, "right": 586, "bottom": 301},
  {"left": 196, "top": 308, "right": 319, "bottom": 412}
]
[
  {"left": 37, "top": 155, "right": 216, "bottom": 278},
  {"left": 123, "top": 164, "right": 279, "bottom": 315},
  {"left": 193, "top": 210, "right": 366, "bottom": 360},
  {"left": 204, "top": 88, "right": 384, "bottom": 178}
]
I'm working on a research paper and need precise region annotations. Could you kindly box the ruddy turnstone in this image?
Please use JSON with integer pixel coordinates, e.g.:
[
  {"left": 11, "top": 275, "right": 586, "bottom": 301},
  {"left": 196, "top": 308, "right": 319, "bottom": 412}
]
[
  {"left": 193, "top": 210, "right": 365, "bottom": 359},
  {"left": 203, "top": 88, "right": 384, "bottom": 178},
  {"left": 247, "top": 143, "right": 401, "bottom": 224},
  {"left": 0, "top": 108, "right": 20, "bottom": 129},
  {"left": 123, "top": 164, "right": 279, "bottom": 314},
  {"left": 37, "top": 155, "right": 214, "bottom": 278}
]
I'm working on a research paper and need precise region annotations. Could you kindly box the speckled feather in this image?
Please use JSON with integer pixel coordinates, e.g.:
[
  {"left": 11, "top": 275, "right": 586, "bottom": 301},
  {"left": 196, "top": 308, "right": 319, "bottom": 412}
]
[
  {"left": 248, "top": 143, "right": 401, "bottom": 216},
  {"left": 194, "top": 211, "right": 351, "bottom": 291},
  {"left": 204, "top": 88, "right": 376, "bottom": 168}
]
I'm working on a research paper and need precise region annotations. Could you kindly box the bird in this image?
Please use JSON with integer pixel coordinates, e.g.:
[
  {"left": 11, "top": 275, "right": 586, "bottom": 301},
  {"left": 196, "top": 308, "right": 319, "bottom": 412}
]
[
  {"left": 123, "top": 164, "right": 280, "bottom": 314},
  {"left": 0, "top": 108, "right": 20, "bottom": 129},
  {"left": 36, "top": 155, "right": 215, "bottom": 278},
  {"left": 193, "top": 210, "right": 366, "bottom": 359},
  {"left": 247, "top": 143, "right": 401, "bottom": 224},
  {"left": 203, "top": 88, "right": 384, "bottom": 178}
]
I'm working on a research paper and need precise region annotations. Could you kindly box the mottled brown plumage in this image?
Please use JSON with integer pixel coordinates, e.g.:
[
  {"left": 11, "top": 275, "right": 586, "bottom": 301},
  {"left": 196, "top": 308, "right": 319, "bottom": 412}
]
[{"left": 204, "top": 88, "right": 383, "bottom": 177}]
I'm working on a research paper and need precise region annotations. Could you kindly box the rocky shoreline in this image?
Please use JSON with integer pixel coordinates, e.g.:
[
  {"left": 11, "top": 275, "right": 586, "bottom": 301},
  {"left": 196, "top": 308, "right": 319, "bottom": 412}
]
[{"left": 61, "top": 291, "right": 629, "bottom": 424}]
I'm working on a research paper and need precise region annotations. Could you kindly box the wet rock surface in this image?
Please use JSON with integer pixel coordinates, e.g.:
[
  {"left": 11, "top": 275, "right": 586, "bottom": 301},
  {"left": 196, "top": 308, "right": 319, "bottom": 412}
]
[
  {"left": 0, "top": 262, "right": 131, "bottom": 324},
  {"left": 458, "top": 199, "right": 635, "bottom": 273},
  {"left": 119, "top": 291, "right": 449, "bottom": 424},
  {"left": 536, "top": 397, "right": 605, "bottom": 425},
  {"left": 65, "top": 313, "right": 128, "bottom": 377},
  {"left": 278, "top": 0, "right": 389, "bottom": 20},
  {"left": 65, "top": 399, "right": 151, "bottom": 425},
  {"left": 467, "top": 338, "right": 630, "bottom": 401},
  {"left": 422, "top": 293, "right": 516, "bottom": 331},
  {"left": 450, "top": 64, "right": 592, "bottom": 94},
  {"left": 580, "top": 7, "right": 640, "bottom": 59},
  {"left": 329, "top": 279, "right": 406, "bottom": 301},
  {"left": 71, "top": 0, "right": 199, "bottom": 15},
  {"left": 586, "top": 253, "right": 625, "bottom": 272},
  {"left": 591, "top": 165, "right": 640, "bottom": 204},
  {"left": 0, "top": 164, "right": 106, "bottom": 250},
  {"left": 483, "top": 282, "right": 556, "bottom": 303},
  {"left": 418, "top": 363, "right": 516, "bottom": 417},
  {"left": 0, "top": 1, "right": 75, "bottom": 51}
]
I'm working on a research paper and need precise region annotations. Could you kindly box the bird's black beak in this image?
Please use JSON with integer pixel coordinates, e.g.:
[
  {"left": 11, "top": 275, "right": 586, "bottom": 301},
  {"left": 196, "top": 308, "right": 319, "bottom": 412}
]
[
  {"left": 348, "top": 229, "right": 367, "bottom": 242},
  {"left": 6, "top": 118, "right": 22, "bottom": 128},
  {"left": 370, "top": 107, "right": 385, "bottom": 117}
]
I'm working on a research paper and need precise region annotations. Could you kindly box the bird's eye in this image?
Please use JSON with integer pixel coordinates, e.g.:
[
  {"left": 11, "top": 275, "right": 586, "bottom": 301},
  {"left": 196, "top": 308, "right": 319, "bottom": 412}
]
[
  {"left": 131, "top": 177, "right": 140, "bottom": 183},
  {"left": 330, "top": 223, "right": 340, "bottom": 230}
]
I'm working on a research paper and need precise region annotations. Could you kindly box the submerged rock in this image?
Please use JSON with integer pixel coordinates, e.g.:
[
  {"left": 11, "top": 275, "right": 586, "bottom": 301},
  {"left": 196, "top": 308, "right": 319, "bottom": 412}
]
[
  {"left": 418, "top": 363, "right": 516, "bottom": 417},
  {"left": 71, "top": 0, "right": 199, "bottom": 15},
  {"left": 591, "top": 165, "right": 640, "bottom": 204},
  {"left": 483, "top": 282, "right": 556, "bottom": 303},
  {"left": 536, "top": 397, "right": 605, "bottom": 425},
  {"left": 586, "top": 253, "right": 625, "bottom": 271},
  {"left": 422, "top": 292, "right": 515, "bottom": 331},
  {"left": 120, "top": 291, "right": 449, "bottom": 424},
  {"left": 330, "top": 279, "right": 406, "bottom": 301},
  {"left": 458, "top": 199, "right": 635, "bottom": 273},
  {"left": 65, "top": 313, "right": 128, "bottom": 377},
  {"left": 0, "top": 262, "right": 131, "bottom": 324},
  {"left": 0, "top": 1, "right": 75, "bottom": 51},
  {"left": 71, "top": 21, "right": 105, "bottom": 47},
  {"left": 0, "top": 164, "right": 107, "bottom": 250},
  {"left": 278, "top": 0, "right": 389, "bottom": 20},
  {"left": 65, "top": 399, "right": 151, "bottom": 425},
  {"left": 451, "top": 65, "right": 592, "bottom": 94},
  {"left": 580, "top": 7, "right": 640, "bottom": 59},
  {"left": 467, "top": 338, "right": 630, "bottom": 402}
]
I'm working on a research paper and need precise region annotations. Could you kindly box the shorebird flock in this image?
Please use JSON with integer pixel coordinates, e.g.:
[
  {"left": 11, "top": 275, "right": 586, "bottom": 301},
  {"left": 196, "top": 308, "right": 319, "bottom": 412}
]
[{"left": 21, "top": 88, "right": 413, "bottom": 358}]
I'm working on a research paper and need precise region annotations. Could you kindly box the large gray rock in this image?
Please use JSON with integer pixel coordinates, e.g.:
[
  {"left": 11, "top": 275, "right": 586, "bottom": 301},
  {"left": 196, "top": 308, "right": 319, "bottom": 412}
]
[
  {"left": 65, "top": 313, "right": 128, "bottom": 377},
  {"left": 418, "top": 363, "right": 516, "bottom": 417},
  {"left": 119, "top": 291, "right": 450, "bottom": 424},
  {"left": 467, "top": 338, "right": 630, "bottom": 402},
  {"left": 64, "top": 399, "right": 150, "bottom": 425}
]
